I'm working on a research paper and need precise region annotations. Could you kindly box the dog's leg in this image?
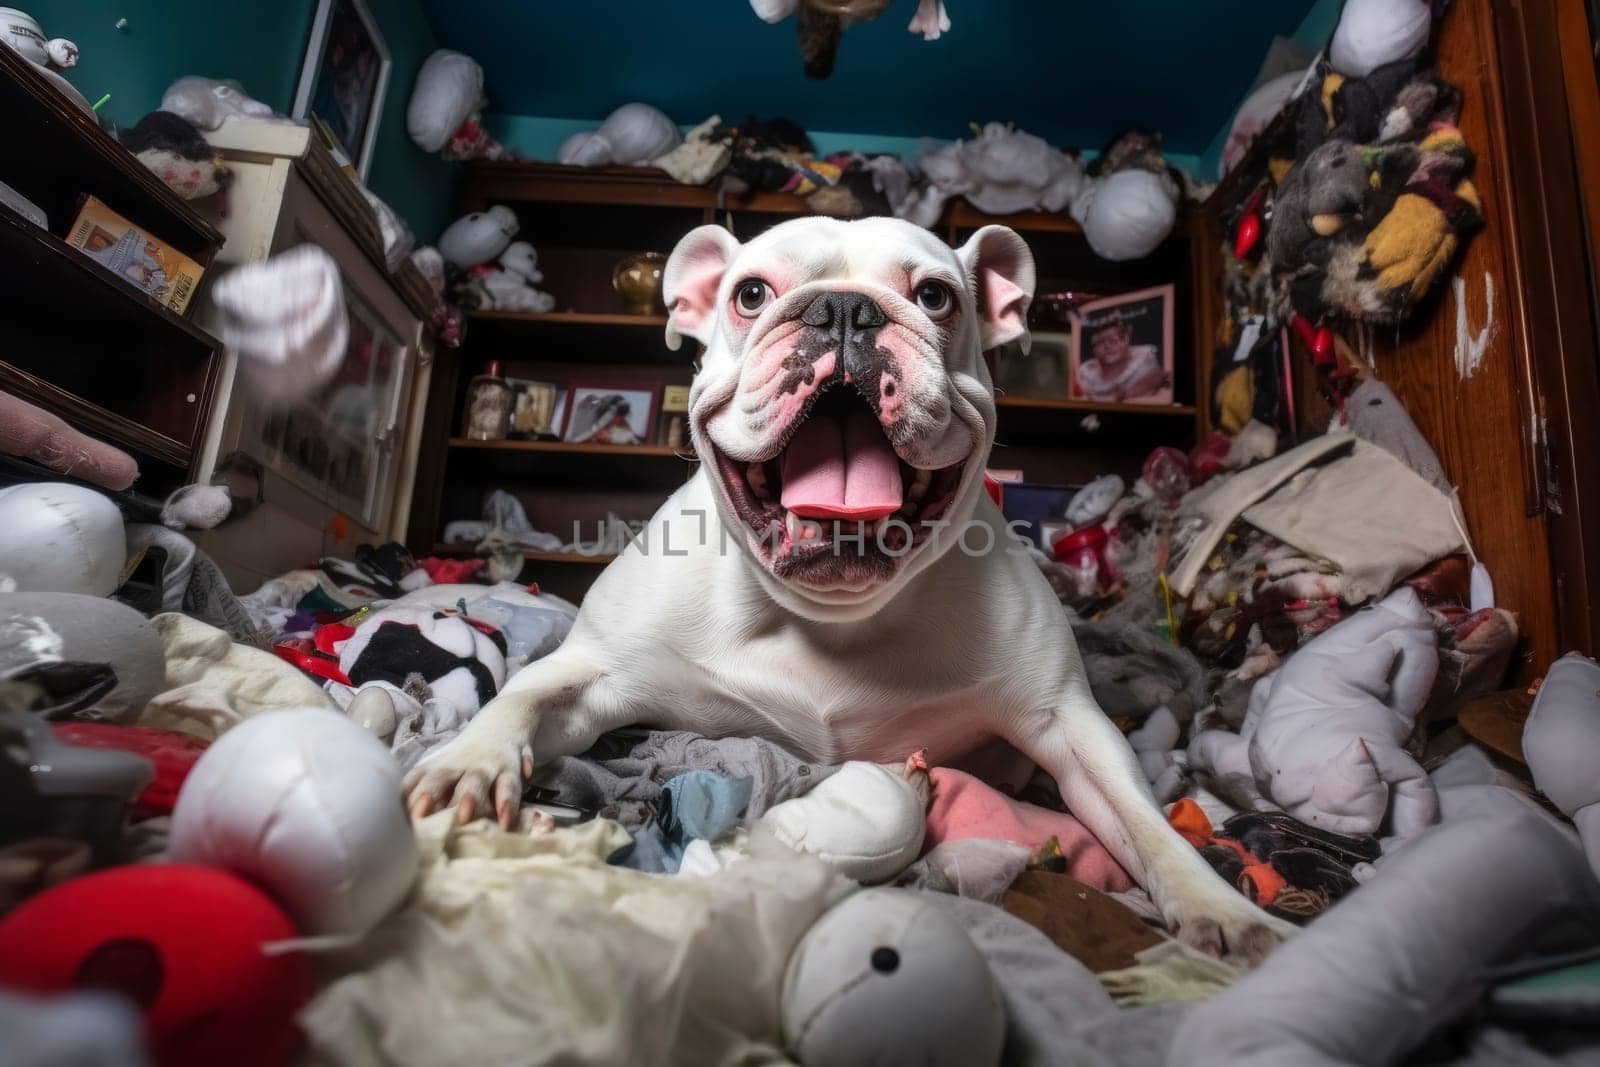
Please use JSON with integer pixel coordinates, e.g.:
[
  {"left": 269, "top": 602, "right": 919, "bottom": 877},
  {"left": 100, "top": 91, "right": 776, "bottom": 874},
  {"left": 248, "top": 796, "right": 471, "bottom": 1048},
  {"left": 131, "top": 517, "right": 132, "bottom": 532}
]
[
  {"left": 1011, "top": 676, "right": 1296, "bottom": 962},
  {"left": 402, "top": 646, "right": 607, "bottom": 829}
]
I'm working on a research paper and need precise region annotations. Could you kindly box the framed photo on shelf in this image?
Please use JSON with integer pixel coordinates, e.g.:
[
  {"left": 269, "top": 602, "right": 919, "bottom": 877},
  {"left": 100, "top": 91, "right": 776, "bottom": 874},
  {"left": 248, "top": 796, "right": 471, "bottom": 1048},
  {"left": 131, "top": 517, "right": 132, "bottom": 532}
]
[
  {"left": 1069, "top": 285, "right": 1175, "bottom": 405},
  {"left": 563, "top": 384, "right": 658, "bottom": 445},
  {"left": 992, "top": 332, "right": 1073, "bottom": 399},
  {"left": 656, "top": 384, "right": 691, "bottom": 447},
  {"left": 507, "top": 379, "right": 566, "bottom": 439},
  {"left": 292, "top": 0, "right": 391, "bottom": 179}
]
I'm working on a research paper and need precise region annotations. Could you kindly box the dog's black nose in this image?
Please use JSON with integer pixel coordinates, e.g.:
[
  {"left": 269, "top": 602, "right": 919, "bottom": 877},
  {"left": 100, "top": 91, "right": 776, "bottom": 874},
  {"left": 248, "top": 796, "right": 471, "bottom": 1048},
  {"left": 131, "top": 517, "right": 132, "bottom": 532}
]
[{"left": 800, "top": 291, "right": 887, "bottom": 332}]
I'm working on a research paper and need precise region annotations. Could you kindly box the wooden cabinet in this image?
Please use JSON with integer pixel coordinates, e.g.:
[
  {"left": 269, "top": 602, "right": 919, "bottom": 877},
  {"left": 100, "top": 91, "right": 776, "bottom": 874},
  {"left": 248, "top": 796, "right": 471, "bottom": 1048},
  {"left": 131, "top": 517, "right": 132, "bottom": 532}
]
[{"left": 187, "top": 123, "right": 434, "bottom": 591}]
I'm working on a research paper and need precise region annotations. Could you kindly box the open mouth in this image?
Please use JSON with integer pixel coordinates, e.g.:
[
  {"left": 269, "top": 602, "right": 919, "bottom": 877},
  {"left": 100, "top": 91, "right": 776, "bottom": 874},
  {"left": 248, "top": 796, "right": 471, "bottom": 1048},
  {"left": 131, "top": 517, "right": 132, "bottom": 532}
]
[{"left": 710, "top": 385, "right": 967, "bottom": 581}]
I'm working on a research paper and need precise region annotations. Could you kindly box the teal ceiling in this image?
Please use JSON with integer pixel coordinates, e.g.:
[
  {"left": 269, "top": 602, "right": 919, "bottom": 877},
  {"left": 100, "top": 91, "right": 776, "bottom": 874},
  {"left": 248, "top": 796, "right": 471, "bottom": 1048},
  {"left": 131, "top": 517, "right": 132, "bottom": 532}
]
[{"left": 420, "top": 1, "right": 1320, "bottom": 154}]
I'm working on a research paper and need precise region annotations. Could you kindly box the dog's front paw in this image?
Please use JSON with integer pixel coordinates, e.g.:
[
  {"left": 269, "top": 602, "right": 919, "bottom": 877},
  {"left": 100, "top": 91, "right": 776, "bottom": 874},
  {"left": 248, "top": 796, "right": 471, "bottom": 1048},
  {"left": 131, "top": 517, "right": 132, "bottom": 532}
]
[
  {"left": 1158, "top": 874, "right": 1296, "bottom": 964},
  {"left": 402, "top": 729, "right": 530, "bottom": 829}
]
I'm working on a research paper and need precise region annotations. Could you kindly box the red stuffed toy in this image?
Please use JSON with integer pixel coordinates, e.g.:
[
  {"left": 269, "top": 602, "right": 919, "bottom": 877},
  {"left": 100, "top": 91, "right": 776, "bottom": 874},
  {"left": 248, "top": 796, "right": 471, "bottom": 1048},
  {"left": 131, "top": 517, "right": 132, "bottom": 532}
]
[
  {"left": 0, "top": 864, "right": 311, "bottom": 1067},
  {"left": 49, "top": 724, "right": 209, "bottom": 821}
]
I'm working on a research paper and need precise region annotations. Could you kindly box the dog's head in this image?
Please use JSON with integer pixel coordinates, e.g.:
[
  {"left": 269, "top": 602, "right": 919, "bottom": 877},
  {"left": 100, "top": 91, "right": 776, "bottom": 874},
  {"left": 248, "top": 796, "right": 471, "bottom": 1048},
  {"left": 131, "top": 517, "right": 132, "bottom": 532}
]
[{"left": 664, "top": 216, "right": 1035, "bottom": 618}]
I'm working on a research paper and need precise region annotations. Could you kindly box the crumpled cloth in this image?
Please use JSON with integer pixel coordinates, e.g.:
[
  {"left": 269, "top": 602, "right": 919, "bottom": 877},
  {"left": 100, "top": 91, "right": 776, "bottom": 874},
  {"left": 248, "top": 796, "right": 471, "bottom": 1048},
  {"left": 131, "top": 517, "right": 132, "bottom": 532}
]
[
  {"left": 123, "top": 524, "right": 264, "bottom": 645},
  {"left": 443, "top": 489, "right": 563, "bottom": 553},
  {"left": 617, "top": 771, "right": 753, "bottom": 874},
  {"left": 139, "top": 613, "right": 336, "bottom": 740},
  {"left": 300, "top": 814, "right": 850, "bottom": 1067},
  {"left": 533, "top": 729, "right": 840, "bottom": 830},
  {"left": 1173, "top": 432, "right": 1465, "bottom": 608},
  {"left": 1173, "top": 781, "right": 1600, "bottom": 1066},
  {"left": 923, "top": 768, "right": 1132, "bottom": 892}
]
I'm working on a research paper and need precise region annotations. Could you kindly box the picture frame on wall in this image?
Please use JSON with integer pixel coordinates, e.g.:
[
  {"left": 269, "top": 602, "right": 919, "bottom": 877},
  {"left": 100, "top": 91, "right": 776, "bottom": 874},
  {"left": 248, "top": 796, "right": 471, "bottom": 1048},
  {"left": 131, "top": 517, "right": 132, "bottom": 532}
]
[
  {"left": 1069, "top": 285, "right": 1176, "bottom": 405},
  {"left": 293, "top": 0, "right": 391, "bottom": 180},
  {"left": 563, "top": 384, "right": 659, "bottom": 446},
  {"left": 992, "top": 332, "right": 1073, "bottom": 399}
]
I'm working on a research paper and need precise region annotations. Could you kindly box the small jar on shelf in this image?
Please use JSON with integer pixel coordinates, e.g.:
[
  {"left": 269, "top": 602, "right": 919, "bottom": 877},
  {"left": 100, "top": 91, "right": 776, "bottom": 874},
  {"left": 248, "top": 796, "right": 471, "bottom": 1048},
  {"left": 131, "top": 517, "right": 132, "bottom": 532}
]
[{"left": 463, "top": 359, "right": 513, "bottom": 440}]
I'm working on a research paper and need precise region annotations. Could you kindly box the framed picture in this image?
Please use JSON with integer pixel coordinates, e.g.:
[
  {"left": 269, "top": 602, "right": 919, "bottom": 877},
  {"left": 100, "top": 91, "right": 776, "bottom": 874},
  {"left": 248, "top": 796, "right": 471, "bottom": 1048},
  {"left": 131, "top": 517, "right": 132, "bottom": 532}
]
[
  {"left": 563, "top": 385, "right": 658, "bottom": 446},
  {"left": 507, "top": 379, "right": 566, "bottom": 439},
  {"left": 656, "top": 383, "right": 691, "bottom": 447},
  {"left": 992, "top": 331, "right": 1072, "bottom": 399},
  {"left": 1069, "top": 285, "right": 1175, "bottom": 405},
  {"left": 293, "top": 0, "right": 391, "bottom": 180}
]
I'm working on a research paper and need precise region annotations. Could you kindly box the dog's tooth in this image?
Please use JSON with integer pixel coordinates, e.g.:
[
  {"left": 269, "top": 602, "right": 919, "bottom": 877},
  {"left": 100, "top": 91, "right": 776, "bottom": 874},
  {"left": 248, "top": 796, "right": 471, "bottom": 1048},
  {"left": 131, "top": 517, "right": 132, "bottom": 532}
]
[
  {"left": 909, "top": 468, "right": 933, "bottom": 500},
  {"left": 785, "top": 510, "right": 800, "bottom": 543}
]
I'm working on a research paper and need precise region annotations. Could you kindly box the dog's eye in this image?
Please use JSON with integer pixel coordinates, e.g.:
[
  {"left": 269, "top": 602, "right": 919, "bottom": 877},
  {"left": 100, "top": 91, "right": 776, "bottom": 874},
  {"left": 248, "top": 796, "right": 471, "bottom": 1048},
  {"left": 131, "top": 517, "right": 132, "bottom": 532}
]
[
  {"left": 915, "top": 281, "right": 954, "bottom": 318},
  {"left": 734, "top": 279, "right": 772, "bottom": 317}
]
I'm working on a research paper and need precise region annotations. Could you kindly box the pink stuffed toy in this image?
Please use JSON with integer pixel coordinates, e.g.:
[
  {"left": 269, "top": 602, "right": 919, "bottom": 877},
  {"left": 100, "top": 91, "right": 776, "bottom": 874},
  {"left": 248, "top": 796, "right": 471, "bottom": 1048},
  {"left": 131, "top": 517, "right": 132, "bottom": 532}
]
[{"left": 0, "top": 391, "right": 138, "bottom": 490}]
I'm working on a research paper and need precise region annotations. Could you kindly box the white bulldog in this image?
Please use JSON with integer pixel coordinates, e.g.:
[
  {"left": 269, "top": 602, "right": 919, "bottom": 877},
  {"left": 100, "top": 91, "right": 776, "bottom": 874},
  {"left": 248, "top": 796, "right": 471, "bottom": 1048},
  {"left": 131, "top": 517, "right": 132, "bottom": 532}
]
[{"left": 406, "top": 216, "right": 1291, "bottom": 957}]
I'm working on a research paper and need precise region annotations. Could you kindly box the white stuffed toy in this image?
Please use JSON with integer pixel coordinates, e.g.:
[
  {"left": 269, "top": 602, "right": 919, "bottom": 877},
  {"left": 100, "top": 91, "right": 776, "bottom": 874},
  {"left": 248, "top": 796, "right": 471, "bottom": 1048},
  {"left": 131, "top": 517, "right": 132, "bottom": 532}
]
[
  {"left": 1330, "top": 0, "right": 1432, "bottom": 78},
  {"left": 782, "top": 888, "right": 1005, "bottom": 1067},
  {"left": 0, "top": 483, "right": 126, "bottom": 597},
  {"left": 558, "top": 103, "right": 681, "bottom": 167},
  {"left": 211, "top": 244, "right": 348, "bottom": 405},
  {"left": 1521, "top": 653, "right": 1600, "bottom": 880},
  {"left": 910, "top": 123, "right": 1084, "bottom": 228},
  {"left": 407, "top": 49, "right": 484, "bottom": 152},
  {"left": 471, "top": 241, "right": 556, "bottom": 312},
  {"left": 759, "top": 754, "right": 930, "bottom": 884},
  {"left": 438, "top": 205, "right": 519, "bottom": 269},
  {"left": 1187, "top": 588, "right": 1441, "bottom": 837},
  {"left": 1071, "top": 131, "right": 1180, "bottom": 262},
  {"left": 169, "top": 707, "right": 418, "bottom": 938},
  {"left": 160, "top": 75, "right": 288, "bottom": 130}
]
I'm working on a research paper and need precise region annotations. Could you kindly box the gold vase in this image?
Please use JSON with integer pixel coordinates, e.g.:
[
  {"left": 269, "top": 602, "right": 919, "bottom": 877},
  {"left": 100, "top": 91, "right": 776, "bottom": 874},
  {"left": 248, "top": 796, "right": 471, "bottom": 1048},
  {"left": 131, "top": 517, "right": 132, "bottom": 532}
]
[{"left": 612, "top": 252, "right": 667, "bottom": 315}]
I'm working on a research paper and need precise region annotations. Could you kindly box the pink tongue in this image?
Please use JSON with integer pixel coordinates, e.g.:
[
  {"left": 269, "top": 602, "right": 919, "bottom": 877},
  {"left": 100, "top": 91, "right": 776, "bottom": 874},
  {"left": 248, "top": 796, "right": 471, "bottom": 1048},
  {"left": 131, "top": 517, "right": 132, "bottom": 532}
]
[{"left": 781, "top": 407, "right": 905, "bottom": 521}]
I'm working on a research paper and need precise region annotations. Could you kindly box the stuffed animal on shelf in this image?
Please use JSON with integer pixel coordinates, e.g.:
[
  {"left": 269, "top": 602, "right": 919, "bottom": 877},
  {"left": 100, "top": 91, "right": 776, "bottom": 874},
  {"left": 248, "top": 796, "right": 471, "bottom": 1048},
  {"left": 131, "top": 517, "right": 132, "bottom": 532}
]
[
  {"left": 1187, "top": 588, "right": 1441, "bottom": 838},
  {"left": 438, "top": 204, "right": 519, "bottom": 269},
  {"left": 0, "top": 8, "right": 89, "bottom": 112},
  {"left": 558, "top": 102, "right": 682, "bottom": 167},
  {"left": 1070, "top": 130, "right": 1180, "bottom": 261},
  {"left": 160, "top": 75, "right": 288, "bottom": 130},
  {"left": 168, "top": 707, "right": 418, "bottom": 938},
  {"left": 456, "top": 240, "right": 556, "bottom": 312},
  {"left": 911, "top": 122, "right": 1084, "bottom": 229},
  {"left": 118, "top": 111, "right": 229, "bottom": 200},
  {"left": 781, "top": 888, "right": 1005, "bottom": 1066}
]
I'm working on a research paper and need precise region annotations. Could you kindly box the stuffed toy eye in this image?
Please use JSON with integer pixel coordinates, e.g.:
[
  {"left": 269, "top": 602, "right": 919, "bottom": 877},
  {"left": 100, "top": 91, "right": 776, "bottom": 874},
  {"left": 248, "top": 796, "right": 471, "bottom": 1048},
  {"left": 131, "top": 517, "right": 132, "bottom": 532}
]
[
  {"left": 734, "top": 279, "right": 772, "bottom": 316},
  {"left": 914, "top": 281, "right": 954, "bottom": 318}
]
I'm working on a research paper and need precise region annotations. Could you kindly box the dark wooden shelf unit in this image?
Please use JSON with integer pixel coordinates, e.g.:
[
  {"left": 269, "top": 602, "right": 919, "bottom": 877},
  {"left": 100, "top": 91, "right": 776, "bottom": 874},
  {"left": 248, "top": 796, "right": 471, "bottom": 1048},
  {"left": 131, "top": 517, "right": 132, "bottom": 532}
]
[
  {"left": 409, "top": 164, "right": 1217, "bottom": 602},
  {"left": 0, "top": 51, "right": 225, "bottom": 491}
]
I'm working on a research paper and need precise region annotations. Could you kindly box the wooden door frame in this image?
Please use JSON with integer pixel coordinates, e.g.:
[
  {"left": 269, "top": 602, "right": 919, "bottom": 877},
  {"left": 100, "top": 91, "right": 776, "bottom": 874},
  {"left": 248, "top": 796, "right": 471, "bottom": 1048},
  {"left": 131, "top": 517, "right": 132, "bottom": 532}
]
[{"left": 1489, "top": 0, "right": 1600, "bottom": 658}]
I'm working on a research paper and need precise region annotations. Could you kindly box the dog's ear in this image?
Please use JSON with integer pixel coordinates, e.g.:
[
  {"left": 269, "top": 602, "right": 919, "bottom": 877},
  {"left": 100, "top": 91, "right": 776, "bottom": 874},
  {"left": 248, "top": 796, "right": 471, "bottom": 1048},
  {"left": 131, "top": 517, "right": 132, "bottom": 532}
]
[
  {"left": 664, "top": 225, "right": 742, "bottom": 351},
  {"left": 958, "top": 225, "right": 1036, "bottom": 354}
]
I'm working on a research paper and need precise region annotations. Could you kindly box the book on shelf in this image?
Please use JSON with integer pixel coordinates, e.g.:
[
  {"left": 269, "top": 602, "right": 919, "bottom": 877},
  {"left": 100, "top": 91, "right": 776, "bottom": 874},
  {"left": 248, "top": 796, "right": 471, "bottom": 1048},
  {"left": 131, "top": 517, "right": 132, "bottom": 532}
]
[{"left": 64, "top": 195, "right": 204, "bottom": 314}]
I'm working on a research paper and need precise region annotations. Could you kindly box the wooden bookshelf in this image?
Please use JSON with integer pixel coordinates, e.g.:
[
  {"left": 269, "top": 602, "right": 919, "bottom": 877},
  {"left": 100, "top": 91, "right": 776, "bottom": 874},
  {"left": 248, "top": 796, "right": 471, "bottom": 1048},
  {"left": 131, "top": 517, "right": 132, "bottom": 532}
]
[
  {"left": 0, "top": 48, "right": 225, "bottom": 492},
  {"left": 432, "top": 543, "right": 617, "bottom": 566},
  {"left": 409, "top": 163, "right": 1217, "bottom": 602}
]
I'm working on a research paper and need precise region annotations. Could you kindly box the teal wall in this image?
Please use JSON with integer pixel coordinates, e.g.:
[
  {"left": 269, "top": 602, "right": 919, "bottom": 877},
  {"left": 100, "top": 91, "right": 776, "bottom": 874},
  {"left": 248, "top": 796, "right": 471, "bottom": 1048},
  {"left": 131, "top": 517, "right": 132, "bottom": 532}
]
[
  {"left": 1196, "top": 0, "right": 1345, "bottom": 178},
  {"left": 31, "top": 0, "right": 457, "bottom": 242}
]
